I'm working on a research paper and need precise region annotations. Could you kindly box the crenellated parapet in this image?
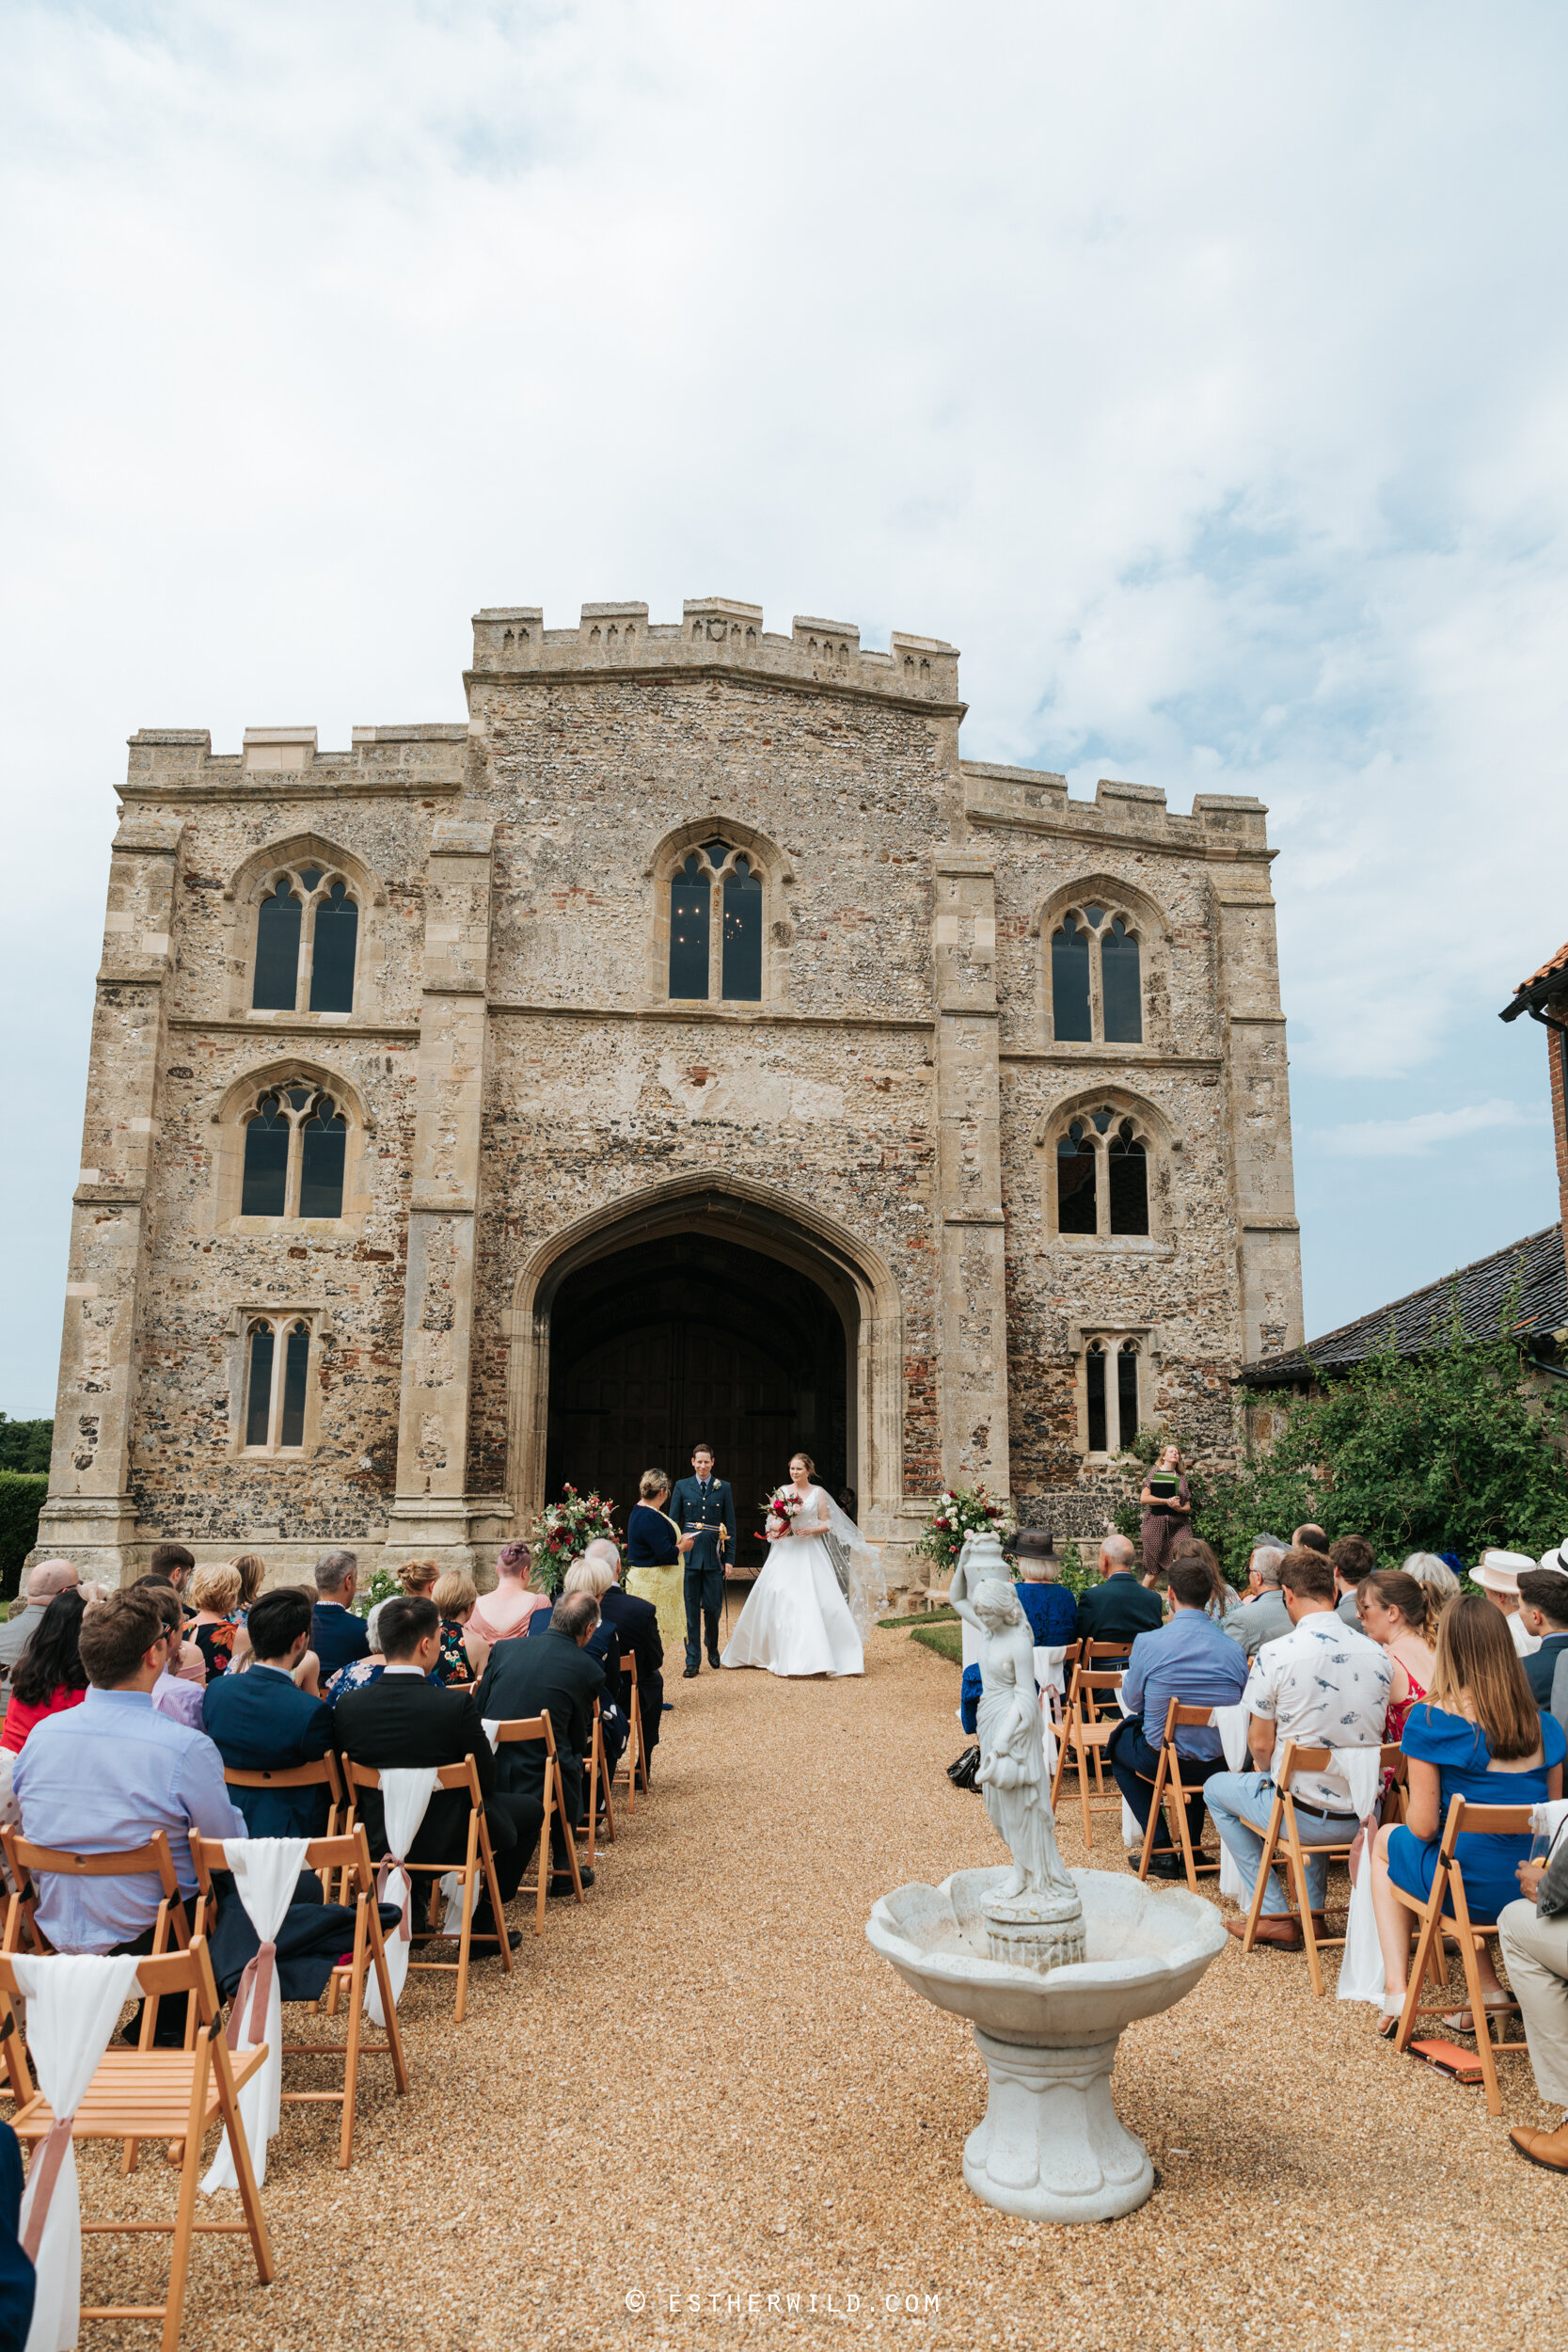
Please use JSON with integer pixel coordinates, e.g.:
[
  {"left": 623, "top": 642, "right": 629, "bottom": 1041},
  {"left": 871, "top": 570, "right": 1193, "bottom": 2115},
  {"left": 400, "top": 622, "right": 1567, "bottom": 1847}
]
[{"left": 467, "top": 596, "right": 962, "bottom": 707}]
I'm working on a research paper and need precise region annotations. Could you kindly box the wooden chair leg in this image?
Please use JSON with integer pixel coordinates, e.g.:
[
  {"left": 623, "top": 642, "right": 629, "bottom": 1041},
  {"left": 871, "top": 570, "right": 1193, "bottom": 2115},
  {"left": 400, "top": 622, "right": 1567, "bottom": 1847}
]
[
  {"left": 1241, "top": 1793, "right": 1287, "bottom": 1952},
  {"left": 1051, "top": 1709, "right": 1072, "bottom": 1810},
  {"left": 479, "top": 1822, "right": 513, "bottom": 1975},
  {"left": 1285, "top": 1808, "right": 1328, "bottom": 1996},
  {"left": 337, "top": 1899, "right": 368, "bottom": 2168},
  {"left": 1137, "top": 1747, "right": 1171, "bottom": 1882},
  {"left": 1393, "top": 1890, "right": 1448, "bottom": 2055},
  {"left": 599, "top": 1734, "right": 617, "bottom": 1848},
  {"left": 1171, "top": 1757, "right": 1200, "bottom": 1892},
  {"left": 211, "top": 2033, "right": 275, "bottom": 2290},
  {"left": 452, "top": 1824, "right": 478, "bottom": 2025},
  {"left": 560, "top": 1762, "right": 585, "bottom": 1901},
  {"left": 1449, "top": 1874, "right": 1505, "bottom": 2116}
]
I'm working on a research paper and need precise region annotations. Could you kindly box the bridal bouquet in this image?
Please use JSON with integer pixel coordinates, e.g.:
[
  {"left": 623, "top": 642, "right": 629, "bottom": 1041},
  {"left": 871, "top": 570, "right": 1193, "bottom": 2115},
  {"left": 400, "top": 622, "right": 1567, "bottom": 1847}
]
[{"left": 762, "top": 1486, "right": 804, "bottom": 1542}]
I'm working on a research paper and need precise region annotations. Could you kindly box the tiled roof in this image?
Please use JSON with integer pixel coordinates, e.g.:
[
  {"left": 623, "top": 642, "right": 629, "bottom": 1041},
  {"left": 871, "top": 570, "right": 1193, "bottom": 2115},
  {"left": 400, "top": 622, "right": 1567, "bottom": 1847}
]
[
  {"left": 1501, "top": 940, "right": 1568, "bottom": 1019},
  {"left": 1518, "top": 941, "right": 1568, "bottom": 993},
  {"left": 1236, "top": 1224, "right": 1567, "bottom": 1390}
]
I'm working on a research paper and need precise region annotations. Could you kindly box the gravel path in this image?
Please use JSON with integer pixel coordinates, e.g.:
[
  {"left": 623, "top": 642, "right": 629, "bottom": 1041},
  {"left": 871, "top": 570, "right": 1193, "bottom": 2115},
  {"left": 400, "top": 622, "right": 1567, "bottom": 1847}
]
[{"left": 71, "top": 1627, "right": 1564, "bottom": 2349}]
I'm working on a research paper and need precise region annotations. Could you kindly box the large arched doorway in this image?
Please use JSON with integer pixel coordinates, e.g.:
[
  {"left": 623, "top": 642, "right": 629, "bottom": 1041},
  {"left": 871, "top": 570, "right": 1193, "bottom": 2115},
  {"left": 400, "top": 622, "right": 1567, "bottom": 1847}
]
[
  {"left": 505, "top": 1177, "right": 904, "bottom": 1548},
  {"left": 546, "top": 1233, "right": 848, "bottom": 1565}
]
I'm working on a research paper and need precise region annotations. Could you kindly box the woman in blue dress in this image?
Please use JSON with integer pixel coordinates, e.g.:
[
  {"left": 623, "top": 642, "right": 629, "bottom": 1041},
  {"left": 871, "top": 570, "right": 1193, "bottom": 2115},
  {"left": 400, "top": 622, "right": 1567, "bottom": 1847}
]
[{"left": 1370, "top": 1594, "right": 1564, "bottom": 2035}]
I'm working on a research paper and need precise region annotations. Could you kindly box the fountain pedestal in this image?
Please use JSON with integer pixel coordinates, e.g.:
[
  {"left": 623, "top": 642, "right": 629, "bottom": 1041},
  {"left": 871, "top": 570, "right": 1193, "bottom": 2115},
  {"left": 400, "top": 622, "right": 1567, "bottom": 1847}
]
[{"left": 964, "top": 2026, "right": 1151, "bottom": 2223}]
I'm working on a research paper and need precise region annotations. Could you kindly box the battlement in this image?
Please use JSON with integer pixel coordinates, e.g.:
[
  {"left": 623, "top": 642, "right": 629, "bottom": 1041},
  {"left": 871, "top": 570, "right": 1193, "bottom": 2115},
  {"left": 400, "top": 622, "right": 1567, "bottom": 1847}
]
[
  {"left": 468, "top": 596, "right": 961, "bottom": 706},
  {"left": 960, "top": 758, "right": 1271, "bottom": 852},
  {"left": 122, "top": 723, "right": 468, "bottom": 798}
]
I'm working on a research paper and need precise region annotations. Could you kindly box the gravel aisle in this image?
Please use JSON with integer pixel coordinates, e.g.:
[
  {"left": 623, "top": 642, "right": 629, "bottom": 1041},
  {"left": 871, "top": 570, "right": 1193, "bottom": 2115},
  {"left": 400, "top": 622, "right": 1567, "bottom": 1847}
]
[{"left": 72, "top": 1629, "right": 1564, "bottom": 2350}]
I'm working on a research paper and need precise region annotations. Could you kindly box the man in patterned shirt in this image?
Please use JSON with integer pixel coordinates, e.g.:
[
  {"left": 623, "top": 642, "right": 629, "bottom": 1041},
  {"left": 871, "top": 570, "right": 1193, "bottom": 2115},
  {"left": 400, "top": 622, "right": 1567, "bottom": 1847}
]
[{"left": 1204, "top": 1547, "right": 1392, "bottom": 1948}]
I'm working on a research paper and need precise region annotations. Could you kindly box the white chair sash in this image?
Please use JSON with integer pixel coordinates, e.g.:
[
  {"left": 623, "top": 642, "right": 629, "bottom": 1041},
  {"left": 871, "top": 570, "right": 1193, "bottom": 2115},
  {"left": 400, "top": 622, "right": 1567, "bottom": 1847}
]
[
  {"left": 1211, "top": 1703, "right": 1252, "bottom": 1899},
  {"left": 1033, "top": 1645, "right": 1068, "bottom": 1698},
  {"left": 201, "top": 1838, "right": 309, "bottom": 2193},
  {"left": 1332, "top": 1744, "right": 1388, "bottom": 2005},
  {"left": 14, "top": 1953, "right": 142, "bottom": 2352},
  {"left": 366, "top": 1768, "right": 438, "bottom": 2026}
]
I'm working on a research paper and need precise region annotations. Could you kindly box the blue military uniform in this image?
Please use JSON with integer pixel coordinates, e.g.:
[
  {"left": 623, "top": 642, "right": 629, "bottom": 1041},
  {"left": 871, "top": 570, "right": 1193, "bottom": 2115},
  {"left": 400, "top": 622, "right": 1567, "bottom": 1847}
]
[{"left": 669, "top": 1470, "right": 736, "bottom": 1673}]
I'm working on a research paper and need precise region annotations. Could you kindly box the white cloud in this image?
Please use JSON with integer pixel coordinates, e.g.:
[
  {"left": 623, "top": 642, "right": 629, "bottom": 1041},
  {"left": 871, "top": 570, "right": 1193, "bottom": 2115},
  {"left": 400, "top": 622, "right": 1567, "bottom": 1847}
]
[
  {"left": 1318, "top": 1100, "right": 1538, "bottom": 1159},
  {"left": 5, "top": 3, "right": 1568, "bottom": 1394}
]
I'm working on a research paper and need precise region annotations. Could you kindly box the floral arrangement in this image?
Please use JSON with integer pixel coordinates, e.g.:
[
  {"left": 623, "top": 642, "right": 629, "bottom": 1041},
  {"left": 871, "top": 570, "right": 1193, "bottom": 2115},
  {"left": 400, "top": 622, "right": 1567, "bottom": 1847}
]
[
  {"left": 528, "top": 1484, "right": 621, "bottom": 1597},
  {"left": 761, "top": 1486, "right": 804, "bottom": 1542},
  {"left": 915, "top": 1484, "right": 1016, "bottom": 1574}
]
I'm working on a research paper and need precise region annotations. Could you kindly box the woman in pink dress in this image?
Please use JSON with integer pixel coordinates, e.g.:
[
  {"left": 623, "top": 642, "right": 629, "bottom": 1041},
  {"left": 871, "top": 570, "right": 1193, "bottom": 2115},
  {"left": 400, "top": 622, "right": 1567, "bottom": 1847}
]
[
  {"left": 1354, "top": 1567, "right": 1437, "bottom": 1740},
  {"left": 467, "top": 1540, "right": 550, "bottom": 1645}
]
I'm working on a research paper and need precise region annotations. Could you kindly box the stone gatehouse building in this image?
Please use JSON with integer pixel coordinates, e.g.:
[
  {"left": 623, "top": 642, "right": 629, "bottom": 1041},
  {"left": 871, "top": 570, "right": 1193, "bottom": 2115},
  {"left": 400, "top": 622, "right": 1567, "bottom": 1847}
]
[{"left": 35, "top": 596, "right": 1303, "bottom": 1586}]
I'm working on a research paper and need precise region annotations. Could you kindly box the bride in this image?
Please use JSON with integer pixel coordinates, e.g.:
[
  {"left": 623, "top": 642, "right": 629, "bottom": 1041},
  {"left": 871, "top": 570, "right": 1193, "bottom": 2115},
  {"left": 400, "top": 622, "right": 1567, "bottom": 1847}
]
[{"left": 721, "top": 1452, "right": 881, "bottom": 1678}]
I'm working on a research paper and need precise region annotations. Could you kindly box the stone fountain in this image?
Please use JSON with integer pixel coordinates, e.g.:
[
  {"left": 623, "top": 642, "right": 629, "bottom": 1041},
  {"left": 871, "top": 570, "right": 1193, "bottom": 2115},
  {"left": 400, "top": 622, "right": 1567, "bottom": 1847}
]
[{"left": 866, "top": 1529, "right": 1226, "bottom": 2224}]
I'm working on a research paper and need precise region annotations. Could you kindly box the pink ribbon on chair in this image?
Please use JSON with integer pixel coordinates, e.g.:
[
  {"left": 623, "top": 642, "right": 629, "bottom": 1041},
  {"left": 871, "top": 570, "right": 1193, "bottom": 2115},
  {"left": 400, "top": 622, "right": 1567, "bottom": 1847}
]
[
  {"left": 224, "top": 1941, "right": 277, "bottom": 2051},
  {"left": 374, "top": 1854, "right": 413, "bottom": 1941},
  {"left": 20, "top": 2114, "right": 73, "bottom": 2264}
]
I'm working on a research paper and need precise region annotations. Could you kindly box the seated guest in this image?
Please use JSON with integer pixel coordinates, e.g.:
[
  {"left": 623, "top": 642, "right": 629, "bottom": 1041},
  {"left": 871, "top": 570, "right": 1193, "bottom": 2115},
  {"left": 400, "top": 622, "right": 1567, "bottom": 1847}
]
[
  {"left": 589, "top": 1535, "right": 665, "bottom": 1761},
  {"left": 1473, "top": 1549, "right": 1542, "bottom": 1658},
  {"left": 397, "top": 1559, "right": 440, "bottom": 1601},
  {"left": 1073, "top": 1534, "right": 1163, "bottom": 1652},
  {"left": 1403, "top": 1549, "right": 1462, "bottom": 1609},
  {"left": 11, "top": 1587, "right": 246, "bottom": 1967},
  {"left": 141, "top": 1583, "right": 205, "bottom": 1727},
  {"left": 133, "top": 1573, "right": 205, "bottom": 1686},
  {"left": 562, "top": 1558, "right": 629, "bottom": 1790},
  {"left": 1205, "top": 1547, "right": 1392, "bottom": 1948},
  {"left": 1330, "top": 1534, "right": 1376, "bottom": 1627},
  {"left": 624, "top": 1470, "right": 689, "bottom": 1653},
  {"left": 1370, "top": 1594, "right": 1564, "bottom": 2034},
  {"left": 476, "top": 1591, "right": 605, "bottom": 1895},
  {"left": 431, "top": 1571, "right": 489, "bottom": 1688},
  {"left": 0, "top": 2115, "right": 36, "bottom": 2352},
  {"left": 147, "top": 1541, "right": 196, "bottom": 1614},
  {"left": 325, "top": 1601, "right": 388, "bottom": 1704},
  {"left": 0, "top": 1558, "right": 80, "bottom": 1675},
  {"left": 1291, "top": 1523, "right": 1331, "bottom": 1555},
  {"left": 1500, "top": 1808, "right": 1568, "bottom": 2171},
  {"left": 467, "top": 1540, "right": 548, "bottom": 1646},
  {"left": 0, "top": 1588, "right": 88, "bottom": 1752},
  {"left": 1171, "top": 1535, "right": 1238, "bottom": 1622},
  {"left": 1517, "top": 1569, "right": 1568, "bottom": 1709},
  {"left": 202, "top": 1589, "right": 335, "bottom": 1835},
  {"left": 1106, "top": 1554, "right": 1249, "bottom": 1876},
  {"left": 187, "top": 1564, "right": 243, "bottom": 1680},
  {"left": 337, "top": 1597, "right": 539, "bottom": 1944},
  {"left": 1354, "top": 1568, "right": 1437, "bottom": 1739},
  {"left": 1010, "top": 1532, "right": 1078, "bottom": 1647},
  {"left": 1224, "top": 1545, "right": 1292, "bottom": 1661},
  {"left": 311, "top": 1549, "right": 370, "bottom": 1677}
]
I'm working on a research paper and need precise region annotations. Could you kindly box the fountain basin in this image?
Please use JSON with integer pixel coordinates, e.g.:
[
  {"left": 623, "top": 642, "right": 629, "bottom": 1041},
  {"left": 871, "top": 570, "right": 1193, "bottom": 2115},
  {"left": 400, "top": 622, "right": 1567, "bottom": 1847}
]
[{"left": 867, "top": 1866, "right": 1226, "bottom": 2223}]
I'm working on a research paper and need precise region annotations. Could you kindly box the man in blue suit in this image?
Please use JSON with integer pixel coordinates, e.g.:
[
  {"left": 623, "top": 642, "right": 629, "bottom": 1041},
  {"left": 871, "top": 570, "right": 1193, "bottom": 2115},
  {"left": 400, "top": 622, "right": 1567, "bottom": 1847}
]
[
  {"left": 202, "top": 1588, "right": 335, "bottom": 1836},
  {"left": 669, "top": 1442, "right": 736, "bottom": 1677},
  {"left": 310, "top": 1549, "right": 369, "bottom": 1678}
]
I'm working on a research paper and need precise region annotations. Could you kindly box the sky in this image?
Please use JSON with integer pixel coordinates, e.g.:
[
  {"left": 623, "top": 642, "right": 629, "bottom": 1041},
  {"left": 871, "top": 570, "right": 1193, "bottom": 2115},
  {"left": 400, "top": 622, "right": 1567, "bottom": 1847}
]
[{"left": 3, "top": 1, "right": 1567, "bottom": 1412}]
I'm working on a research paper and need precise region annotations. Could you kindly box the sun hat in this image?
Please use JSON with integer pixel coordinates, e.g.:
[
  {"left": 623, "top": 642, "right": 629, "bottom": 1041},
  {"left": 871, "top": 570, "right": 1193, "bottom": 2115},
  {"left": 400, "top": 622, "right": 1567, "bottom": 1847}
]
[
  {"left": 1536, "top": 1544, "right": 1568, "bottom": 1578},
  {"left": 1472, "top": 1549, "right": 1535, "bottom": 1595}
]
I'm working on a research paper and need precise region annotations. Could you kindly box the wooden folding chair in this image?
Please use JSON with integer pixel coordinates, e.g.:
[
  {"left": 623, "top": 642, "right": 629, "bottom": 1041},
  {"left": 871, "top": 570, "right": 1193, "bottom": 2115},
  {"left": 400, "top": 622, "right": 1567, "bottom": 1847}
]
[
  {"left": 2, "top": 1827, "right": 192, "bottom": 1968},
  {"left": 1049, "top": 1669, "right": 1125, "bottom": 1847},
  {"left": 1084, "top": 1638, "right": 1132, "bottom": 1686},
  {"left": 1038, "top": 1639, "right": 1080, "bottom": 1725},
  {"left": 222, "top": 1756, "right": 347, "bottom": 1893},
  {"left": 493, "top": 1712, "right": 584, "bottom": 1931},
  {"left": 1389, "top": 1795, "right": 1535, "bottom": 2114},
  {"left": 611, "top": 1649, "right": 650, "bottom": 1809},
  {"left": 187, "top": 1825, "right": 409, "bottom": 2168},
  {"left": 342, "top": 1757, "right": 513, "bottom": 2024},
  {"left": 576, "top": 1699, "right": 617, "bottom": 1869},
  {"left": 1240, "top": 1739, "right": 1402, "bottom": 1994},
  {"left": 1, "top": 1935, "right": 273, "bottom": 2352},
  {"left": 1136, "top": 1700, "right": 1227, "bottom": 1891}
]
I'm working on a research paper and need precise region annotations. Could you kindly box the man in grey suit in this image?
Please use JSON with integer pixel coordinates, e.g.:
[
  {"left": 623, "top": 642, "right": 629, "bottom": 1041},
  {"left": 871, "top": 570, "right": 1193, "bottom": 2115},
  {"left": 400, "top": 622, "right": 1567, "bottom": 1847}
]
[
  {"left": 1224, "top": 1544, "right": 1291, "bottom": 1661},
  {"left": 1501, "top": 1812, "right": 1568, "bottom": 2171},
  {"left": 0, "top": 1560, "right": 78, "bottom": 1676}
]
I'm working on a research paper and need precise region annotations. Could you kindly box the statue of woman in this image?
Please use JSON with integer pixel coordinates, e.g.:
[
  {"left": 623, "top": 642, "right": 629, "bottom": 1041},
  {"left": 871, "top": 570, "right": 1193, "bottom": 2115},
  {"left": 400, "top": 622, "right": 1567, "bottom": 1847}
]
[{"left": 949, "top": 1534, "right": 1077, "bottom": 1905}]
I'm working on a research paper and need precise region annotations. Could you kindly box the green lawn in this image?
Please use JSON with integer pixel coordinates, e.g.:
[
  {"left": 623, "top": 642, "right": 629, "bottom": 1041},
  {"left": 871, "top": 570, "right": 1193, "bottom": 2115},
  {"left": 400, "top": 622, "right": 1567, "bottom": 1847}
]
[{"left": 909, "top": 1620, "right": 963, "bottom": 1665}]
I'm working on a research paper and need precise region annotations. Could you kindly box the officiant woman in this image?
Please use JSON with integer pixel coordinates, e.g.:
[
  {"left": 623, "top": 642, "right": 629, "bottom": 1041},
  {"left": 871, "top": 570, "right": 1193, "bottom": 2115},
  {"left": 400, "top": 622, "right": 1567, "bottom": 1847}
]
[
  {"left": 1139, "top": 1441, "right": 1192, "bottom": 1582},
  {"left": 626, "top": 1469, "right": 690, "bottom": 1651}
]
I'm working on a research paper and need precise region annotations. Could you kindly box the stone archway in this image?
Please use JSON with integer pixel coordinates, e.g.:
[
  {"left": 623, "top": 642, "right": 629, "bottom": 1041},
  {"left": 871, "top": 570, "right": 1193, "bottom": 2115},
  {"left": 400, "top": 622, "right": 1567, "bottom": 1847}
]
[{"left": 503, "top": 1176, "right": 904, "bottom": 1541}]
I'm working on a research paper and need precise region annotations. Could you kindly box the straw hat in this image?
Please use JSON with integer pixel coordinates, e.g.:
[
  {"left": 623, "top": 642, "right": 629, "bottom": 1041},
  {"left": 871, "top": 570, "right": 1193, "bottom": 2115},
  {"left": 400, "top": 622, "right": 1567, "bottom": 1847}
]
[
  {"left": 1536, "top": 1544, "right": 1568, "bottom": 1578},
  {"left": 1472, "top": 1549, "right": 1535, "bottom": 1595}
]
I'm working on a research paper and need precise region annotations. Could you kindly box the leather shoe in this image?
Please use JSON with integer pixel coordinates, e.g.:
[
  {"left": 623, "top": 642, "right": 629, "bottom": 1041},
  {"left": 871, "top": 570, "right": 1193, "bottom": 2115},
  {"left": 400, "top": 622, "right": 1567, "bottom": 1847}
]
[
  {"left": 683, "top": 1664, "right": 699, "bottom": 1678},
  {"left": 548, "top": 1867, "right": 595, "bottom": 1898},
  {"left": 707, "top": 1652, "right": 721, "bottom": 1669},
  {"left": 1510, "top": 2119, "right": 1568, "bottom": 2173},
  {"left": 471, "top": 1923, "right": 524, "bottom": 1954},
  {"left": 1144, "top": 1851, "right": 1186, "bottom": 1881},
  {"left": 1227, "top": 1915, "right": 1302, "bottom": 1949}
]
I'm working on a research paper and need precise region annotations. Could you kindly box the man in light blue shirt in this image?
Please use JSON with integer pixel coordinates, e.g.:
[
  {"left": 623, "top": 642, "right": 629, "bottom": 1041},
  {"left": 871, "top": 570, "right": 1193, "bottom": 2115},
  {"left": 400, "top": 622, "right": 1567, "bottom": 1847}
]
[
  {"left": 12, "top": 1586, "right": 245, "bottom": 1955},
  {"left": 1107, "top": 1552, "right": 1248, "bottom": 1878}
]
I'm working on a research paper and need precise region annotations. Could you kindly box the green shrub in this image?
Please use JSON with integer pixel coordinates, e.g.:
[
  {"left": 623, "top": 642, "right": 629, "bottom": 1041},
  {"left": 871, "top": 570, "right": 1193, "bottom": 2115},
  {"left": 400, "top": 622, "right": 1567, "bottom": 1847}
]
[
  {"left": 0, "top": 1473, "right": 49, "bottom": 1602},
  {"left": 0, "top": 1416, "right": 51, "bottom": 1475}
]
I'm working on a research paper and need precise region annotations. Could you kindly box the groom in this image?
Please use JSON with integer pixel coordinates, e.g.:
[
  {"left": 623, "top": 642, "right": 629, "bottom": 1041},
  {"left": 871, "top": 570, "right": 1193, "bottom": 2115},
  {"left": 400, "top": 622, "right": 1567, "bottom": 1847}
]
[{"left": 670, "top": 1442, "right": 736, "bottom": 1677}]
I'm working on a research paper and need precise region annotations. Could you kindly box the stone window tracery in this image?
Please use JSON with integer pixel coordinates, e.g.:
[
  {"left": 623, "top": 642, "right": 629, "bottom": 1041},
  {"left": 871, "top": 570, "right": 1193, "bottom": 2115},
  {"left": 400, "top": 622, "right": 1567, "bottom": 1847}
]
[
  {"left": 1048, "top": 904, "right": 1143, "bottom": 1044},
  {"left": 240, "top": 1313, "right": 317, "bottom": 1454},
  {"left": 667, "top": 839, "right": 765, "bottom": 1003},
  {"left": 1081, "top": 1335, "right": 1143, "bottom": 1455},
  {"left": 249, "top": 864, "right": 360, "bottom": 1015},
  {"left": 239, "top": 1085, "right": 349, "bottom": 1220},
  {"left": 1050, "top": 1106, "right": 1150, "bottom": 1239}
]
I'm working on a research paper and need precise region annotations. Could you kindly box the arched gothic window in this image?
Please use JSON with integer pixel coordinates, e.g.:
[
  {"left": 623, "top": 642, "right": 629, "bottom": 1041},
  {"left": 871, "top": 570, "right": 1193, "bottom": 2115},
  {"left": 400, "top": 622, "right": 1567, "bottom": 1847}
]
[
  {"left": 1048, "top": 903, "right": 1143, "bottom": 1044},
  {"left": 240, "top": 1085, "right": 349, "bottom": 1219},
  {"left": 667, "top": 839, "right": 765, "bottom": 1003},
  {"left": 243, "top": 1316, "right": 313, "bottom": 1452},
  {"left": 1051, "top": 1106, "right": 1152, "bottom": 1239},
  {"left": 250, "top": 865, "right": 360, "bottom": 1015},
  {"left": 1083, "top": 1335, "right": 1142, "bottom": 1454}
]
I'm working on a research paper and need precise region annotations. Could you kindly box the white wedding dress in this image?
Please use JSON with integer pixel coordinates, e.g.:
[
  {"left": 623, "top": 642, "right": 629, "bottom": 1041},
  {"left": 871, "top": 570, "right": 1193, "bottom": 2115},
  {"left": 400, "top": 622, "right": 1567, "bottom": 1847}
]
[{"left": 721, "top": 1485, "right": 878, "bottom": 1678}]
